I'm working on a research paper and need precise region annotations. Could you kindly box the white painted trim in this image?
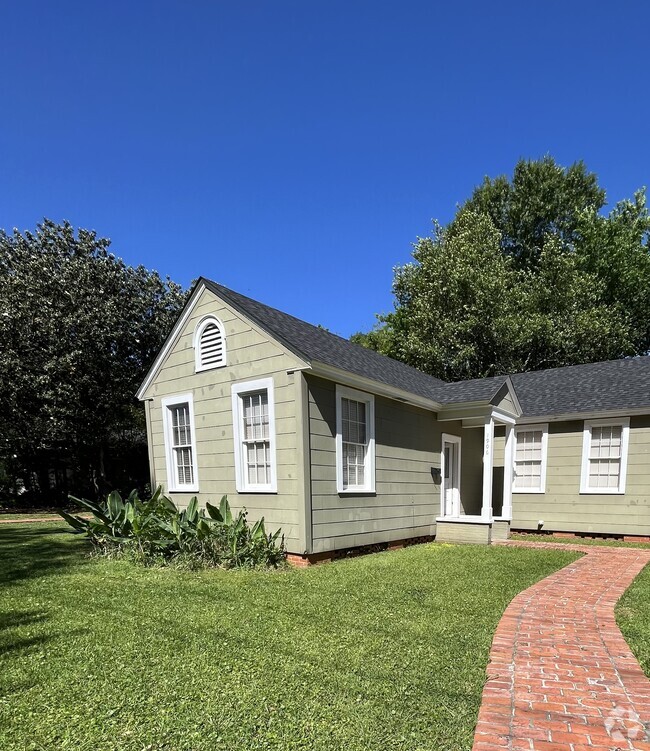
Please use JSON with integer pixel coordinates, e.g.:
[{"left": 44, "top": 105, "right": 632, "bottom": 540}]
[
  {"left": 512, "top": 423, "right": 548, "bottom": 494},
  {"left": 231, "top": 377, "right": 277, "bottom": 493},
  {"left": 580, "top": 417, "right": 630, "bottom": 495},
  {"left": 491, "top": 408, "right": 516, "bottom": 425},
  {"left": 311, "top": 361, "right": 442, "bottom": 411},
  {"left": 137, "top": 283, "right": 207, "bottom": 400},
  {"left": 335, "top": 384, "right": 376, "bottom": 494},
  {"left": 137, "top": 280, "right": 310, "bottom": 401},
  {"left": 161, "top": 392, "right": 199, "bottom": 493},
  {"left": 481, "top": 416, "right": 494, "bottom": 521},
  {"left": 440, "top": 433, "right": 462, "bottom": 518},
  {"left": 436, "top": 515, "right": 491, "bottom": 525},
  {"left": 515, "top": 408, "right": 650, "bottom": 424},
  {"left": 501, "top": 424, "right": 514, "bottom": 520},
  {"left": 193, "top": 314, "right": 227, "bottom": 372}
]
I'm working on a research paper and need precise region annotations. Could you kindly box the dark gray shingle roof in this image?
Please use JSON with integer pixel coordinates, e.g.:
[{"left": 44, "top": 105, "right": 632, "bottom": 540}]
[
  {"left": 510, "top": 357, "right": 650, "bottom": 417},
  {"left": 204, "top": 279, "right": 650, "bottom": 416},
  {"left": 436, "top": 376, "right": 510, "bottom": 405},
  {"left": 204, "top": 279, "right": 447, "bottom": 402}
]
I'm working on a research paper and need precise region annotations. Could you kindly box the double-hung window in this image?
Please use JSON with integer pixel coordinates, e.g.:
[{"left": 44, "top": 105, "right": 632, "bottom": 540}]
[
  {"left": 512, "top": 425, "right": 548, "bottom": 493},
  {"left": 336, "top": 385, "right": 375, "bottom": 493},
  {"left": 162, "top": 393, "right": 199, "bottom": 492},
  {"left": 231, "top": 378, "right": 277, "bottom": 492},
  {"left": 581, "top": 418, "right": 630, "bottom": 494}
]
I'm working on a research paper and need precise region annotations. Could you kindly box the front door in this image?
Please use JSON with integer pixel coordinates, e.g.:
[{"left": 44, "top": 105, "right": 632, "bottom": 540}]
[{"left": 442, "top": 436, "right": 461, "bottom": 517}]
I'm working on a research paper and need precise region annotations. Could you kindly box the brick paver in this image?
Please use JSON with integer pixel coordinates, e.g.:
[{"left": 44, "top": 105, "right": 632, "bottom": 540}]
[{"left": 473, "top": 541, "right": 650, "bottom": 751}]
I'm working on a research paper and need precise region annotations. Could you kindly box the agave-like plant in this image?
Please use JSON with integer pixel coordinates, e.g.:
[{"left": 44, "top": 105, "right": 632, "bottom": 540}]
[{"left": 60, "top": 488, "right": 285, "bottom": 567}]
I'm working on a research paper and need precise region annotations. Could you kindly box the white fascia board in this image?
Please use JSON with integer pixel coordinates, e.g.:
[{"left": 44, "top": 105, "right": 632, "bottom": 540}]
[
  {"left": 137, "top": 282, "right": 207, "bottom": 400},
  {"left": 437, "top": 402, "right": 492, "bottom": 422},
  {"left": 136, "top": 281, "right": 311, "bottom": 401},
  {"left": 501, "top": 376, "right": 523, "bottom": 416},
  {"left": 517, "top": 407, "right": 650, "bottom": 424},
  {"left": 308, "top": 361, "right": 442, "bottom": 411}
]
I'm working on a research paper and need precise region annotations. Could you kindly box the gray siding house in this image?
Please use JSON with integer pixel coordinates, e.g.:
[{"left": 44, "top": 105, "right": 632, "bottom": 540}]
[{"left": 137, "top": 278, "right": 650, "bottom": 561}]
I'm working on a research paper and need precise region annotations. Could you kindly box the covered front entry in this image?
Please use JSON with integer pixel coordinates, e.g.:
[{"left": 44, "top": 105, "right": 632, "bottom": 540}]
[{"left": 436, "top": 410, "right": 515, "bottom": 545}]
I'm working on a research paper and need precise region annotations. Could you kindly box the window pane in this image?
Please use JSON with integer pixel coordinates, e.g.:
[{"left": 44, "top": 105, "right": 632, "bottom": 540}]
[
  {"left": 343, "top": 441, "right": 366, "bottom": 488},
  {"left": 171, "top": 404, "right": 191, "bottom": 447},
  {"left": 587, "top": 425, "right": 623, "bottom": 489},
  {"left": 342, "top": 398, "right": 366, "bottom": 444},
  {"left": 243, "top": 391, "right": 269, "bottom": 441},
  {"left": 175, "top": 446, "right": 194, "bottom": 485},
  {"left": 514, "top": 430, "right": 543, "bottom": 490},
  {"left": 245, "top": 440, "right": 271, "bottom": 486}
]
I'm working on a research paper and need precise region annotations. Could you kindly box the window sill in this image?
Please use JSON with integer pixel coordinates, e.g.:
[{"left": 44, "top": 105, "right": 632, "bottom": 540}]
[
  {"left": 338, "top": 489, "right": 376, "bottom": 497},
  {"left": 168, "top": 487, "right": 200, "bottom": 494},
  {"left": 512, "top": 488, "right": 545, "bottom": 494},
  {"left": 235, "top": 485, "right": 278, "bottom": 494},
  {"left": 579, "top": 488, "right": 625, "bottom": 495}
]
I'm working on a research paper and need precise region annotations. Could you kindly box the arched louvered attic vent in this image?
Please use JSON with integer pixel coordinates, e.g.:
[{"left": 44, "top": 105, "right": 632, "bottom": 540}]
[{"left": 194, "top": 316, "right": 226, "bottom": 372}]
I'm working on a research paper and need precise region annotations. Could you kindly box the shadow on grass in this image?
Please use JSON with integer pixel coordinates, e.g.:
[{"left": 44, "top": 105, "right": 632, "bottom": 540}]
[{"left": 0, "top": 524, "right": 90, "bottom": 587}]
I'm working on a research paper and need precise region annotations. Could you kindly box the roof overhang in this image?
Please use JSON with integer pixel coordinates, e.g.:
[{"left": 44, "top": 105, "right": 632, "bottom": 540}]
[
  {"left": 437, "top": 376, "right": 521, "bottom": 425},
  {"left": 136, "top": 279, "right": 311, "bottom": 400},
  {"left": 307, "top": 361, "right": 443, "bottom": 411},
  {"left": 515, "top": 406, "right": 650, "bottom": 424}
]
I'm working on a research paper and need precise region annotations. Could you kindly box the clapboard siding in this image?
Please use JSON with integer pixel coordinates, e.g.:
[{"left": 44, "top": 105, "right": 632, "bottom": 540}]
[
  {"left": 306, "top": 374, "right": 443, "bottom": 553},
  {"left": 142, "top": 286, "right": 302, "bottom": 550},
  {"left": 512, "top": 416, "right": 650, "bottom": 535}
]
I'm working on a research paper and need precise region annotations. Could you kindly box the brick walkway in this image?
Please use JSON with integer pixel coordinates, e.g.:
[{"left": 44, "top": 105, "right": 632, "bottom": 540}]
[{"left": 473, "top": 541, "right": 650, "bottom": 751}]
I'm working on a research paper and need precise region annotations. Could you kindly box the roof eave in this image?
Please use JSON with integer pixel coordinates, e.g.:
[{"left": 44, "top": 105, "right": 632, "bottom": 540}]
[
  {"left": 518, "top": 406, "right": 650, "bottom": 423},
  {"left": 308, "top": 361, "right": 443, "bottom": 411}
]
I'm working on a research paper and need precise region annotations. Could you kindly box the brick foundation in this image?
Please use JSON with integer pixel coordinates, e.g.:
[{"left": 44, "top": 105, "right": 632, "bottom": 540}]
[{"left": 286, "top": 535, "right": 435, "bottom": 567}]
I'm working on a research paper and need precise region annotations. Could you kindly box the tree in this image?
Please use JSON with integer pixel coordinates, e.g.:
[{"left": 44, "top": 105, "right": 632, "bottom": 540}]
[
  {"left": 0, "top": 220, "right": 187, "bottom": 504},
  {"left": 353, "top": 158, "right": 650, "bottom": 381}
]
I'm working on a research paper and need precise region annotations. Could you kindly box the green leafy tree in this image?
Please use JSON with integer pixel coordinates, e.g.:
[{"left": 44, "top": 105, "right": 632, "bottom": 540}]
[
  {"left": 0, "top": 220, "right": 187, "bottom": 504},
  {"left": 354, "top": 158, "right": 650, "bottom": 380}
]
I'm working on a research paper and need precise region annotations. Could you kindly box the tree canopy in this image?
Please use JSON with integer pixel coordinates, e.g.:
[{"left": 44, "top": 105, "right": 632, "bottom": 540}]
[
  {"left": 352, "top": 157, "right": 650, "bottom": 381},
  {"left": 0, "top": 220, "right": 187, "bottom": 504}
]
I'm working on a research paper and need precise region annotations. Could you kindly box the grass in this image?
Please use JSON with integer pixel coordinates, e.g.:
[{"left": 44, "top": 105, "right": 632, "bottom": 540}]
[
  {"left": 0, "top": 524, "right": 578, "bottom": 751},
  {"left": 0, "top": 512, "right": 63, "bottom": 521},
  {"left": 617, "top": 562, "right": 650, "bottom": 679},
  {"left": 510, "top": 532, "right": 650, "bottom": 549}
]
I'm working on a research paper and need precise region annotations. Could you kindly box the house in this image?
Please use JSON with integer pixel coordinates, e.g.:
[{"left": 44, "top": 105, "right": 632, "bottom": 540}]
[{"left": 136, "top": 278, "right": 650, "bottom": 561}]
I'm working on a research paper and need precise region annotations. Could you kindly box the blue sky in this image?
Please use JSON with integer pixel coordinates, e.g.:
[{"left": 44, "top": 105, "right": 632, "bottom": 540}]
[{"left": 1, "top": 1, "right": 648, "bottom": 337}]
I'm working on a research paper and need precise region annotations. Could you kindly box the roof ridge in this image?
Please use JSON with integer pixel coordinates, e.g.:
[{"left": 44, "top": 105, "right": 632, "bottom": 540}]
[{"left": 203, "top": 277, "right": 448, "bottom": 388}]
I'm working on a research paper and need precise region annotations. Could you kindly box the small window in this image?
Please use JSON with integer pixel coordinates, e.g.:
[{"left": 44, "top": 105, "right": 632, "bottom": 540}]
[
  {"left": 581, "top": 419, "right": 630, "bottom": 494},
  {"left": 513, "top": 425, "right": 548, "bottom": 493},
  {"left": 162, "top": 393, "right": 199, "bottom": 492},
  {"left": 336, "top": 385, "right": 375, "bottom": 493},
  {"left": 194, "top": 316, "right": 226, "bottom": 372},
  {"left": 231, "top": 378, "right": 277, "bottom": 493}
]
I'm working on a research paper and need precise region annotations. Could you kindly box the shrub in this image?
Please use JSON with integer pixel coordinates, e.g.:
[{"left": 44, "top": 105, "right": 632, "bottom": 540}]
[{"left": 60, "top": 488, "right": 285, "bottom": 569}]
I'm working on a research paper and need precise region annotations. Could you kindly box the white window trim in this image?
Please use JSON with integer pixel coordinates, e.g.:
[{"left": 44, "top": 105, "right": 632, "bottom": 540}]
[
  {"left": 161, "top": 392, "right": 199, "bottom": 493},
  {"left": 580, "top": 417, "right": 630, "bottom": 495},
  {"left": 193, "top": 315, "right": 227, "bottom": 372},
  {"left": 231, "top": 377, "right": 277, "bottom": 493},
  {"left": 512, "top": 423, "right": 549, "bottom": 494},
  {"left": 335, "top": 384, "right": 376, "bottom": 494}
]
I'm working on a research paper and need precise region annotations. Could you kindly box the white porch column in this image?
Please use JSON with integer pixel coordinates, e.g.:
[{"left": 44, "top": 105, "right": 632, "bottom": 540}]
[
  {"left": 481, "top": 416, "right": 494, "bottom": 520},
  {"left": 502, "top": 424, "right": 514, "bottom": 520}
]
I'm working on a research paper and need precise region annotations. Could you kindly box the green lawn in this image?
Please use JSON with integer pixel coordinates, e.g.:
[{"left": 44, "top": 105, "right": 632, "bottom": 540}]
[
  {"left": 617, "top": 562, "right": 650, "bottom": 678},
  {"left": 0, "top": 524, "right": 577, "bottom": 751},
  {"left": 511, "top": 532, "right": 650, "bottom": 549},
  {"left": 0, "top": 512, "right": 63, "bottom": 521}
]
